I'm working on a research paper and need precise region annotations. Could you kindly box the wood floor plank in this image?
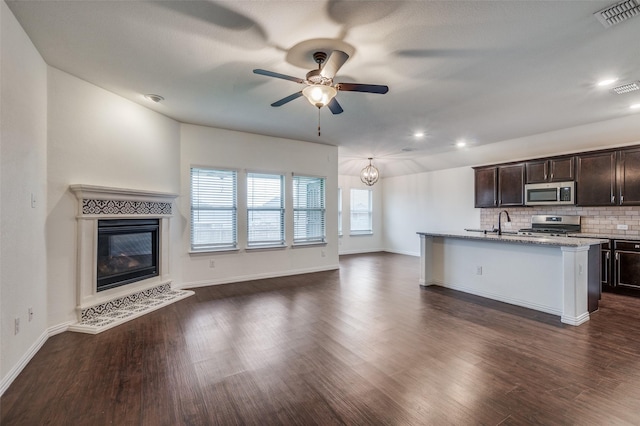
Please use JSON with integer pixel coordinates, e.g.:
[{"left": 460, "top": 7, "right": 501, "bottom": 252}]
[{"left": 3, "top": 252, "right": 640, "bottom": 425}]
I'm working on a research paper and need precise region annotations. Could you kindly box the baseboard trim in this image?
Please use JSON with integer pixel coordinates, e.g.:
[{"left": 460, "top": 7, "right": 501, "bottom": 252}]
[
  {"left": 0, "top": 325, "right": 56, "bottom": 396},
  {"left": 338, "top": 248, "right": 384, "bottom": 255},
  {"left": 178, "top": 264, "right": 340, "bottom": 289},
  {"left": 426, "top": 281, "right": 563, "bottom": 317},
  {"left": 382, "top": 248, "right": 420, "bottom": 257}
]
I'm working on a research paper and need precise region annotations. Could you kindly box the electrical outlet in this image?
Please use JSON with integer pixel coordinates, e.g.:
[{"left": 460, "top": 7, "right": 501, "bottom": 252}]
[
  {"left": 476, "top": 266, "right": 483, "bottom": 275},
  {"left": 209, "top": 259, "right": 215, "bottom": 268},
  {"left": 15, "top": 317, "right": 20, "bottom": 335},
  {"left": 321, "top": 249, "right": 326, "bottom": 257},
  {"left": 28, "top": 307, "right": 34, "bottom": 322},
  {"left": 31, "top": 193, "right": 36, "bottom": 209},
  {"left": 617, "top": 224, "right": 629, "bottom": 230}
]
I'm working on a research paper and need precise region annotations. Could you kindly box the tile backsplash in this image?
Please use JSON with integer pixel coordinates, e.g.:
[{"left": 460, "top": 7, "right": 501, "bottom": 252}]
[{"left": 480, "top": 206, "right": 640, "bottom": 237}]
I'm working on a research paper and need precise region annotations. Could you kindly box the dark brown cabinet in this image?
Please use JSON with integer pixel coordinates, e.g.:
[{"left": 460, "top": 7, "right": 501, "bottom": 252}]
[
  {"left": 525, "top": 157, "right": 574, "bottom": 184},
  {"left": 614, "top": 240, "right": 640, "bottom": 290},
  {"left": 575, "top": 151, "right": 617, "bottom": 206},
  {"left": 474, "top": 167, "right": 497, "bottom": 208},
  {"left": 498, "top": 163, "right": 525, "bottom": 206},
  {"left": 617, "top": 147, "right": 640, "bottom": 206},
  {"left": 602, "top": 240, "right": 612, "bottom": 288}
]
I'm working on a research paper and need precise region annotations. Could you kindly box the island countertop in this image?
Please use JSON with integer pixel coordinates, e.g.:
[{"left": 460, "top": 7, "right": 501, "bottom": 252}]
[{"left": 416, "top": 230, "right": 607, "bottom": 247}]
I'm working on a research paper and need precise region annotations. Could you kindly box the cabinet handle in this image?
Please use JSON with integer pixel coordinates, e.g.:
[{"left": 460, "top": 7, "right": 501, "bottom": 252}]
[
  {"left": 621, "top": 195, "right": 624, "bottom": 204},
  {"left": 615, "top": 252, "right": 619, "bottom": 261},
  {"left": 544, "top": 172, "right": 548, "bottom": 180},
  {"left": 606, "top": 252, "right": 610, "bottom": 260},
  {"left": 550, "top": 173, "right": 554, "bottom": 180},
  {"left": 612, "top": 195, "right": 615, "bottom": 203}
]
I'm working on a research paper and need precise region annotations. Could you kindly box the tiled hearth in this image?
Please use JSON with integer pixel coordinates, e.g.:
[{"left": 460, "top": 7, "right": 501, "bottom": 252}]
[
  {"left": 481, "top": 205, "right": 640, "bottom": 236},
  {"left": 69, "top": 185, "right": 192, "bottom": 334},
  {"left": 68, "top": 283, "right": 193, "bottom": 334}
]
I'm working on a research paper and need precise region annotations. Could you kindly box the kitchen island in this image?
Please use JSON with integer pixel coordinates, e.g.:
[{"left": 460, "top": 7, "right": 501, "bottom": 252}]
[{"left": 417, "top": 231, "right": 606, "bottom": 326}]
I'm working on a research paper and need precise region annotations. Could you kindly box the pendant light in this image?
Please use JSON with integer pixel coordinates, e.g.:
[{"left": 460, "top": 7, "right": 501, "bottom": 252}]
[{"left": 360, "top": 158, "right": 379, "bottom": 186}]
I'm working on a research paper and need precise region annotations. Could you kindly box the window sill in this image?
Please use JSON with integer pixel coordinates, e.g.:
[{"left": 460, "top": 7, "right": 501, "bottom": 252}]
[
  {"left": 292, "top": 241, "right": 327, "bottom": 248},
  {"left": 189, "top": 247, "right": 240, "bottom": 255},
  {"left": 349, "top": 232, "right": 373, "bottom": 236},
  {"left": 246, "top": 244, "right": 287, "bottom": 252}
]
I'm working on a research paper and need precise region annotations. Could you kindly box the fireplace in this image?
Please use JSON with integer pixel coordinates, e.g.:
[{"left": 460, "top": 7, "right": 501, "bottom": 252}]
[{"left": 97, "top": 219, "right": 159, "bottom": 292}]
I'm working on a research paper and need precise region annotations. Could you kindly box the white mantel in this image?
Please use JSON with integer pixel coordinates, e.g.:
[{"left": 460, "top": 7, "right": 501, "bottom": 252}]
[{"left": 69, "top": 185, "right": 179, "bottom": 314}]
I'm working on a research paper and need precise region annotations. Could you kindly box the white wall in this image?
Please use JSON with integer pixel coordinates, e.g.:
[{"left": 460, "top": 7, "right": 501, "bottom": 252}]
[
  {"left": 46, "top": 67, "right": 181, "bottom": 326},
  {"left": 1, "top": 0, "right": 48, "bottom": 388},
  {"left": 338, "top": 175, "right": 384, "bottom": 255},
  {"left": 178, "top": 124, "right": 339, "bottom": 287},
  {"left": 382, "top": 166, "right": 480, "bottom": 256}
]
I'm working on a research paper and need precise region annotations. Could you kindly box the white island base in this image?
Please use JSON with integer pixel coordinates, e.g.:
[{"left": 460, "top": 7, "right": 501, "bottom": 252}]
[{"left": 418, "top": 232, "right": 602, "bottom": 326}]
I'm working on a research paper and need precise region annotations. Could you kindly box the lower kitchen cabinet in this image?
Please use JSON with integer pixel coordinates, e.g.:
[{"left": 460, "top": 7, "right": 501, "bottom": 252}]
[{"left": 614, "top": 240, "right": 640, "bottom": 290}]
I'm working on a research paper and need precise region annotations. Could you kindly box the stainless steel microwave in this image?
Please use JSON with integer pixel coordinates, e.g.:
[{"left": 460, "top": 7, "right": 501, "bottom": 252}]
[{"left": 525, "top": 181, "right": 575, "bottom": 205}]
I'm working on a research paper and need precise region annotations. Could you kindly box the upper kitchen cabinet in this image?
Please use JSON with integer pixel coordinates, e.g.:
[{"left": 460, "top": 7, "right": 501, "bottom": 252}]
[
  {"left": 474, "top": 167, "right": 498, "bottom": 208},
  {"left": 498, "top": 163, "right": 525, "bottom": 206},
  {"left": 525, "top": 157, "right": 574, "bottom": 184},
  {"left": 576, "top": 151, "right": 617, "bottom": 206},
  {"left": 617, "top": 147, "right": 640, "bottom": 205}
]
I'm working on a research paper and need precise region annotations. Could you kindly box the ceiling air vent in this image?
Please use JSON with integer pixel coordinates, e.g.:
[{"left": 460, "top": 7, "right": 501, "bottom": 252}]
[
  {"left": 611, "top": 81, "right": 640, "bottom": 94},
  {"left": 594, "top": 0, "right": 640, "bottom": 27}
]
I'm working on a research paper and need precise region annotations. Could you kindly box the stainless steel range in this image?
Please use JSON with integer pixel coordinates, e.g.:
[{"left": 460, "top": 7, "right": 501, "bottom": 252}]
[{"left": 518, "top": 215, "right": 581, "bottom": 237}]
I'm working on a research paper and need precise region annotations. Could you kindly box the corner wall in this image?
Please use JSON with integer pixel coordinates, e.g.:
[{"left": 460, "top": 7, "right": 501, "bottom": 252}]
[
  {"left": 338, "top": 175, "right": 384, "bottom": 254},
  {"left": 46, "top": 67, "right": 181, "bottom": 327},
  {"left": 382, "top": 167, "right": 480, "bottom": 256},
  {"left": 1, "top": 0, "right": 48, "bottom": 390},
  {"left": 178, "top": 124, "right": 339, "bottom": 288}
]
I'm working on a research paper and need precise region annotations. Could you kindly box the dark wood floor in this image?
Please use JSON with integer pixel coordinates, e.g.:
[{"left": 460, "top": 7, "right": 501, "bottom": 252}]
[{"left": 3, "top": 252, "right": 640, "bottom": 425}]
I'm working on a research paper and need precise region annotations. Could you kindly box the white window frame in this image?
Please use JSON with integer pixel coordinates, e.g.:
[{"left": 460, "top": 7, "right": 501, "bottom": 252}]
[
  {"left": 350, "top": 188, "right": 373, "bottom": 235},
  {"left": 190, "top": 167, "right": 238, "bottom": 252},
  {"left": 247, "top": 172, "right": 285, "bottom": 248},
  {"left": 293, "top": 175, "right": 326, "bottom": 245},
  {"left": 338, "top": 187, "right": 343, "bottom": 236}
]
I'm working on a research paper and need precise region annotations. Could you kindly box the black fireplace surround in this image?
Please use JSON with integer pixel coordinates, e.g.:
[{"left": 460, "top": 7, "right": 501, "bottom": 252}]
[{"left": 97, "top": 219, "right": 159, "bottom": 292}]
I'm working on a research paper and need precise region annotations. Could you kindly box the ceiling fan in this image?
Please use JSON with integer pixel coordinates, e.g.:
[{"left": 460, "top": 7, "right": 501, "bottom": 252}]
[{"left": 253, "top": 50, "right": 389, "bottom": 118}]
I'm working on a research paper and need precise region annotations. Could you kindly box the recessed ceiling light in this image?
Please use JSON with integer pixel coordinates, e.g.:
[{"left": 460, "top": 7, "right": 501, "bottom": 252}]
[
  {"left": 456, "top": 140, "right": 467, "bottom": 148},
  {"left": 631, "top": 103, "right": 640, "bottom": 110},
  {"left": 144, "top": 94, "right": 164, "bottom": 103},
  {"left": 414, "top": 132, "right": 425, "bottom": 138},
  {"left": 597, "top": 78, "right": 618, "bottom": 87}
]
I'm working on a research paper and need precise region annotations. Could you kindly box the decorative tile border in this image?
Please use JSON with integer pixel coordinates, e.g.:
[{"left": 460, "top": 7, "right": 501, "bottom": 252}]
[
  {"left": 70, "top": 285, "right": 194, "bottom": 334},
  {"left": 80, "top": 283, "right": 172, "bottom": 321},
  {"left": 82, "top": 199, "right": 172, "bottom": 215}
]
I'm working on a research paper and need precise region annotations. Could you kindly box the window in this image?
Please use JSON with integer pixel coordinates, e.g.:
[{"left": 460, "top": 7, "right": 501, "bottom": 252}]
[
  {"left": 247, "top": 173, "right": 285, "bottom": 247},
  {"left": 350, "top": 188, "right": 373, "bottom": 235},
  {"left": 190, "top": 168, "right": 237, "bottom": 251},
  {"left": 293, "top": 175, "right": 326, "bottom": 244},
  {"left": 338, "top": 187, "right": 343, "bottom": 236}
]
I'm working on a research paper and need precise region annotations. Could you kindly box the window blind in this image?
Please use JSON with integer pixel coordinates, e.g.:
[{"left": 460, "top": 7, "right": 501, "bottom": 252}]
[
  {"left": 190, "top": 168, "right": 237, "bottom": 251},
  {"left": 293, "top": 175, "right": 326, "bottom": 244},
  {"left": 350, "top": 188, "right": 373, "bottom": 235},
  {"left": 247, "top": 173, "right": 285, "bottom": 247}
]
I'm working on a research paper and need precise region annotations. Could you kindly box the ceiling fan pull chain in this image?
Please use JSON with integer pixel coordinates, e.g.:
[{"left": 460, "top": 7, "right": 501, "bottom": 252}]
[{"left": 317, "top": 107, "right": 321, "bottom": 136}]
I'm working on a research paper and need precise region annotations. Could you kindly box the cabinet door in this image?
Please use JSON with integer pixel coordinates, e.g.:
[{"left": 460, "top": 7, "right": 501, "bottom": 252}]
[
  {"left": 474, "top": 167, "right": 497, "bottom": 208},
  {"left": 576, "top": 152, "right": 616, "bottom": 206},
  {"left": 618, "top": 147, "right": 640, "bottom": 205},
  {"left": 549, "top": 157, "right": 574, "bottom": 182},
  {"left": 498, "top": 163, "right": 525, "bottom": 206},
  {"left": 525, "top": 160, "right": 548, "bottom": 184}
]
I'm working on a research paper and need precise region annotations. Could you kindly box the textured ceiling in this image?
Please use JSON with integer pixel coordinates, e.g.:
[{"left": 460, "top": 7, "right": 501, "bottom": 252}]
[{"left": 7, "top": 0, "right": 640, "bottom": 176}]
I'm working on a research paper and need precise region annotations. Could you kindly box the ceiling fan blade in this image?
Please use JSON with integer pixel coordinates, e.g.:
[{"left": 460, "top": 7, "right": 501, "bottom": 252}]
[
  {"left": 327, "top": 98, "right": 344, "bottom": 115},
  {"left": 271, "top": 91, "right": 303, "bottom": 107},
  {"left": 253, "top": 69, "right": 304, "bottom": 84},
  {"left": 336, "top": 83, "right": 389, "bottom": 94},
  {"left": 320, "top": 50, "right": 350, "bottom": 79}
]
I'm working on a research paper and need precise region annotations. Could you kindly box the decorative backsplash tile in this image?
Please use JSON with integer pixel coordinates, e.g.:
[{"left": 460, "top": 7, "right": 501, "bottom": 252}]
[
  {"left": 82, "top": 199, "right": 172, "bottom": 215},
  {"left": 480, "top": 206, "right": 640, "bottom": 237}
]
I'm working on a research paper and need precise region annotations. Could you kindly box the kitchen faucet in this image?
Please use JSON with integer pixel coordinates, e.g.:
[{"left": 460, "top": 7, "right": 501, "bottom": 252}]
[{"left": 497, "top": 210, "right": 511, "bottom": 235}]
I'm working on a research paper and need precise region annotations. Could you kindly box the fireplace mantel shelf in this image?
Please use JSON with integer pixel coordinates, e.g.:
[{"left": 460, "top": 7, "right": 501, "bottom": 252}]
[{"left": 70, "top": 184, "right": 178, "bottom": 204}]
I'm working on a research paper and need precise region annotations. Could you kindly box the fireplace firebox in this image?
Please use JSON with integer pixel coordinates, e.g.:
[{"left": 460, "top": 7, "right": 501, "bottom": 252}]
[{"left": 97, "top": 219, "right": 159, "bottom": 292}]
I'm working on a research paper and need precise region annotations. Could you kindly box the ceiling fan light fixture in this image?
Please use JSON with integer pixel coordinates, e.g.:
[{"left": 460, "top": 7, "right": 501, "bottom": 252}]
[
  {"left": 360, "top": 158, "right": 380, "bottom": 186},
  {"left": 302, "top": 84, "right": 337, "bottom": 108}
]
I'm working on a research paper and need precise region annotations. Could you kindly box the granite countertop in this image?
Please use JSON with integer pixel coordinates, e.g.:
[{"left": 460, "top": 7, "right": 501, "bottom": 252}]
[
  {"left": 568, "top": 232, "right": 640, "bottom": 241},
  {"left": 417, "top": 230, "right": 607, "bottom": 247}
]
